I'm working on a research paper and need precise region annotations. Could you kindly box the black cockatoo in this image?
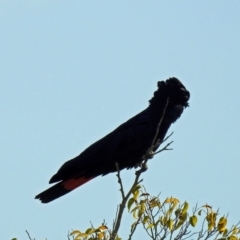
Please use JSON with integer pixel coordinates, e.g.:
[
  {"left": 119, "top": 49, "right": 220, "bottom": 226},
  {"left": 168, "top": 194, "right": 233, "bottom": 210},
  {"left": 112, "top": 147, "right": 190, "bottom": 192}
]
[{"left": 35, "top": 77, "right": 190, "bottom": 203}]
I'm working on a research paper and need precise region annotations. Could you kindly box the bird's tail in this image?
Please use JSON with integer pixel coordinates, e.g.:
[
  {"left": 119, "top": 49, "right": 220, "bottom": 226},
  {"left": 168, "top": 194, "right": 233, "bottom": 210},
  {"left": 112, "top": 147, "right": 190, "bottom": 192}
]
[{"left": 35, "top": 176, "right": 94, "bottom": 203}]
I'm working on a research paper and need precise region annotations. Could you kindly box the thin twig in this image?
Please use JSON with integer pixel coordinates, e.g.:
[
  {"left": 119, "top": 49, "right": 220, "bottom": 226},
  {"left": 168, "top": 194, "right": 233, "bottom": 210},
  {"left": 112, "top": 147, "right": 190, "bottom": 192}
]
[
  {"left": 115, "top": 162, "right": 125, "bottom": 199},
  {"left": 26, "top": 230, "right": 35, "bottom": 240},
  {"left": 111, "top": 99, "right": 170, "bottom": 240},
  {"left": 162, "top": 131, "right": 174, "bottom": 143},
  {"left": 128, "top": 217, "right": 141, "bottom": 240},
  {"left": 141, "top": 98, "right": 170, "bottom": 163},
  {"left": 154, "top": 141, "right": 174, "bottom": 155},
  {"left": 67, "top": 232, "right": 70, "bottom": 240},
  {"left": 112, "top": 204, "right": 120, "bottom": 231},
  {"left": 150, "top": 98, "right": 169, "bottom": 149},
  {"left": 110, "top": 166, "right": 145, "bottom": 240}
]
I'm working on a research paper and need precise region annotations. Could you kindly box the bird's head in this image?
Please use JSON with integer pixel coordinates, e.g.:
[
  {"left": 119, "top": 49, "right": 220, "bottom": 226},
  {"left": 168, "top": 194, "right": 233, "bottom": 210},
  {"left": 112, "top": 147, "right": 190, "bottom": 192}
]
[
  {"left": 149, "top": 77, "right": 190, "bottom": 122},
  {"left": 164, "top": 77, "right": 190, "bottom": 108}
]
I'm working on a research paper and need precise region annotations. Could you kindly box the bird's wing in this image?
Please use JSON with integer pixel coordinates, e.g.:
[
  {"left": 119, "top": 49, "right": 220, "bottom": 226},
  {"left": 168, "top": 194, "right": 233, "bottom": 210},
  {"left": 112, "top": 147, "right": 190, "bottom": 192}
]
[{"left": 49, "top": 111, "right": 157, "bottom": 183}]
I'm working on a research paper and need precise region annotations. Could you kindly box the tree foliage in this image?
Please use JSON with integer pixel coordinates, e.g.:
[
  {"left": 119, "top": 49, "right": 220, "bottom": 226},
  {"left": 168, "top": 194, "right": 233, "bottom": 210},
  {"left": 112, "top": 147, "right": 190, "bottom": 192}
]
[
  {"left": 12, "top": 157, "right": 240, "bottom": 240},
  {"left": 70, "top": 184, "right": 240, "bottom": 240}
]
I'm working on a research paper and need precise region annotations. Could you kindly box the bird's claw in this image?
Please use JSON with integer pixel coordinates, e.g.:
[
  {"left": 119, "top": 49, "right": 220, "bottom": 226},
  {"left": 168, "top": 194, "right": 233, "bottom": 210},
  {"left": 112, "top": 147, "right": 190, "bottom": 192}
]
[
  {"left": 141, "top": 149, "right": 154, "bottom": 161},
  {"left": 136, "top": 161, "right": 148, "bottom": 174}
]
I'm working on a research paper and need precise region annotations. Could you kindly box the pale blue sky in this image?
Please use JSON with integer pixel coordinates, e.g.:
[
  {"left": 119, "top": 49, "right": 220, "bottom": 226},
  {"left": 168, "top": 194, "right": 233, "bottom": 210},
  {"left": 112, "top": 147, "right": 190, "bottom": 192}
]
[{"left": 1, "top": 1, "right": 240, "bottom": 240}]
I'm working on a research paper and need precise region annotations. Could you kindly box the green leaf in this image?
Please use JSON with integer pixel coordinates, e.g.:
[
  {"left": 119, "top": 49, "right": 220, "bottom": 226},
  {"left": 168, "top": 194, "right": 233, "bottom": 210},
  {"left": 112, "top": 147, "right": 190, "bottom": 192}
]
[
  {"left": 179, "top": 212, "right": 188, "bottom": 222},
  {"left": 138, "top": 211, "right": 143, "bottom": 218},
  {"left": 143, "top": 216, "right": 150, "bottom": 224},
  {"left": 133, "top": 189, "right": 140, "bottom": 200},
  {"left": 147, "top": 223, "right": 154, "bottom": 229},
  {"left": 97, "top": 232, "right": 104, "bottom": 239},
  {"left": 227, "top": 236, "right": 238, "bottom": 240},
  {"left": 182, "top": 202, "right": 189, "bottom": 214},
  {"left": 218, "top": 217, "right": 228, "bottom": 233},
  {"left": 71, "top": 230, "right": 81, "bottom": 235},
  {"left": 131, "top": 221, "right": 137, "bottom": 230},
  {"left": 131, "top": 184, "right": 141, "bottom": 194},
  {"left": 223, "top": 229, "right": 228, "bottom": 237},
  {"left": 85, "top": 228, "right": 95, "bottom": 234},
  {"left": 231, "top": 226, "right": 239, "bottom": 235},
  {"left": 167, "top": 219, "right": 173, "bottom": 230},
  {"left": 140, "top": 202, "right": 145, "bottom": 213},
  {"left": 198, "top": 210, "right": 202, "bottom": 216},
  {"left": 164, "top": 197, "right": 179, "bottom": 204},
  {"left": 131, "top": 205, "right": 140, "bottom": 214},
  {"left": 208, "top": 222, "right": 215, "bottom": 231},
  {"left": 189, "top": 215, "right": 198, "bottom": 227},
  {"left": 75, "top": 232, "right": 87, "bottom": 239},
  {"left": 162, "top": 216, "right": 168, "bottom": 226},
  {"left": 174, "top": 221, "right": 183, "bottom": 230},
  {"left": 168, "top": 204, "right": 177, "bottom": 215},
  {"left": 128, "top": 198, "right": 135, "bottom": 211},
  {"left": 97, "top": 225, "right": 108, "bottom": 232},
  {"left": 175, "top": 208, "right": 181, "bottom": 217},
  {"left": 133, "top": 208, "right": 140, "bottom": 219}
]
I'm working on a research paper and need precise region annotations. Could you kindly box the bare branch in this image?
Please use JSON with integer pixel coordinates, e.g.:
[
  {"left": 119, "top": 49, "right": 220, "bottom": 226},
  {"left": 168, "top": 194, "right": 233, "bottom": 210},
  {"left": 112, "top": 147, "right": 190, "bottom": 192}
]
[
  {"left": 162, "top": 131, "right": 174, "bottom": 143},
  {"left": 115, "top": 162, "right": 125, "bottom": 199},
  {"left": 154, "top": 141, "right": 174, "bottom": 155},
  {"left": 111, "top": 163, "right": 146, "bottom": 240},
  {"left": 141, "top": 98, "right": 170, "bottom": 163},
  {"left": 111, "top": 99, "right": 171, "bottom": 240}
]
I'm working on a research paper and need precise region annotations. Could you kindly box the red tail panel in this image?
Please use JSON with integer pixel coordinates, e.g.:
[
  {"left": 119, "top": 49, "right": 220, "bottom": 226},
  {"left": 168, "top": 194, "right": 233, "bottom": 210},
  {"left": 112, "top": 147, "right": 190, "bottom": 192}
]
[{"left": 62, "top": 177, "right": 94, "bottom": 190}]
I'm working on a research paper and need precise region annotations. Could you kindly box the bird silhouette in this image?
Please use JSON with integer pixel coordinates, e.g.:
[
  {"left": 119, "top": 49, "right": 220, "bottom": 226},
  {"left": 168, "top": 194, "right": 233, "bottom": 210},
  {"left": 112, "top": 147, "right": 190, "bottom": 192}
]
[{"left": 35, "top": 77, "right": 190, "bottom": 203}]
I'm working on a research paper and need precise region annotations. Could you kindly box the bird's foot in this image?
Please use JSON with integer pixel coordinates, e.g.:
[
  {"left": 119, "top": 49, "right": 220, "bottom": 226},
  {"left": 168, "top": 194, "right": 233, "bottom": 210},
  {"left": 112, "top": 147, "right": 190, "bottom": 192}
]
[
  {"left": 141, "top": 148, "right": 154, "bottom": 161},
  {"left": 136, "top": 161, "right": 148, "bottom": 174}
]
